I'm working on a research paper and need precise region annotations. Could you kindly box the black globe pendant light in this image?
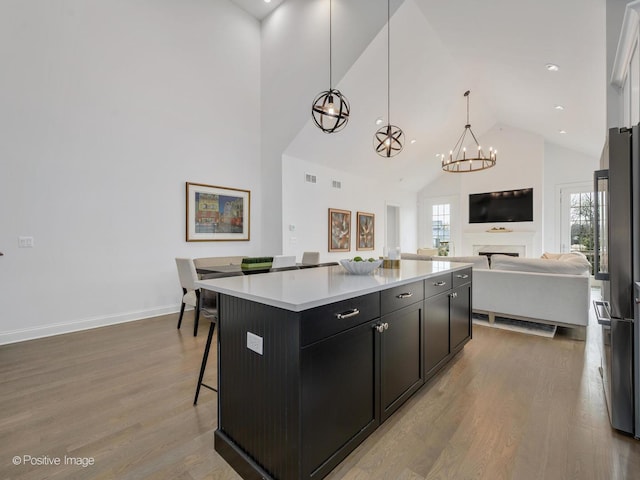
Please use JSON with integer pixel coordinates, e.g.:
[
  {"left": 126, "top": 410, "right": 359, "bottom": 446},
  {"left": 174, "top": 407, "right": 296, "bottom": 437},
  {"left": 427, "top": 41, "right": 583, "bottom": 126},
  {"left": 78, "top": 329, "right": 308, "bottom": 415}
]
[
  {"left": 311, "top": 0, "right": 350, "bottom": 133},
  {"left": 374, "top": 0, "right": 404, "bottom": 157}
]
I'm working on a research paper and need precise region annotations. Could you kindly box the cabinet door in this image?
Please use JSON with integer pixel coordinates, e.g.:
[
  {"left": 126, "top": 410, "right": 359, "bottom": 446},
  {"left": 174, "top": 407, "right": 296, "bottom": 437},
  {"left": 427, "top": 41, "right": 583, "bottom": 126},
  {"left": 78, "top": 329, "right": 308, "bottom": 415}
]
[
  {"left": 301, "top": 320, "right": 380, "bottom": 479},
  {"left": 450, "top": 283, "right": 471, "bottom": 351},
  {"left": 380, "top": 302, "right": 423, "bottom": 421},
  {"left": 424, "top": 291, "right": 450, "bottom": 378}
]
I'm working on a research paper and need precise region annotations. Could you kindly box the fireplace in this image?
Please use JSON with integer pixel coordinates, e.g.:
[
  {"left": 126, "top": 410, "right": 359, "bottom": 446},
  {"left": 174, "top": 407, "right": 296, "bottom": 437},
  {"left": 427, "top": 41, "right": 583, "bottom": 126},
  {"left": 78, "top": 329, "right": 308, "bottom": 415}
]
[
  {"left": 477, "top": 250, "right": 519, "bottom": 266},
  {"left": 462, "top": 231, "right": 535, "bottom": 258},
  {"left": 478, "top": 251, "right": 520, "bottom": 259}
]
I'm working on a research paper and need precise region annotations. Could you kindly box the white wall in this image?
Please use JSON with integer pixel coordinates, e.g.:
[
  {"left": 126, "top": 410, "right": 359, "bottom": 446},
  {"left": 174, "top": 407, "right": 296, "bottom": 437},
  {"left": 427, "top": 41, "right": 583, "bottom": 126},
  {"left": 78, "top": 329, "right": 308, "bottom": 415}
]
[
  {"left": 0, "top": 0, "right": 262, "bottom": 343},
  {"left": 418, "top": 124, "right": 545, "bottom": 256},
  {"left": 543, "top": 142, "right": 599, "bottom": 252},
  {"left": 282, "top": 155, "right": 417, "bottom": 262}
]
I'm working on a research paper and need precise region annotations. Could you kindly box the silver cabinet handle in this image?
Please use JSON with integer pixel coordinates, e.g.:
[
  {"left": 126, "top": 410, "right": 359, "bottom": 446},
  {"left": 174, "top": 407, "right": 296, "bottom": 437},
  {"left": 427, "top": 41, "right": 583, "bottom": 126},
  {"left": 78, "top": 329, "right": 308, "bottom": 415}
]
[
  {"left": 336, "top": 308, "right": 360, "bottom": 320},
  {"left": 456, "top": 274, "right": 469, "bottom": 279},
  {"left": 374, "top": 324, "right": 385, "bottom": 333},
  {"left": 383, "top": 322, "right": 389, "bottom": 330},
  {"left": 396, "top": 292, "right": 413, "bottom": 299},
  {"left": 450, "top": 292, "right": 458, "bottom": 299},
  {"left": 636, "top": 298, "right": 640, "bottom": 304},
  {"left": 434, "top": 281, "right": 447, "bottom": 287}
]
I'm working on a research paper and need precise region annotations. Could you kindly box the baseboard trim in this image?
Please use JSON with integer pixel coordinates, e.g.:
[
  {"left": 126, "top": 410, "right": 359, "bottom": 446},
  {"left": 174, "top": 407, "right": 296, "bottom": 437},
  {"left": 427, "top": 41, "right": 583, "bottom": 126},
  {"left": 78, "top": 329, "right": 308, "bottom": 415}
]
[{"left": 0, "top": 305, "right": 181, "bottom": 345}]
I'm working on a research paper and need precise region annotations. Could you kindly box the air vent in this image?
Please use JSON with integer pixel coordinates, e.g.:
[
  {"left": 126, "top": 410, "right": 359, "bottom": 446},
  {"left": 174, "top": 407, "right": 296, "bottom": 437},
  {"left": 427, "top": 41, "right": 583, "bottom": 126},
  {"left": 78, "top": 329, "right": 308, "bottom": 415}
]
[
  {"left": 305, "top": 173, "right": 317, "bottom": 184},
  {"left": 332, "top": 180, "right": 342, "bottom": 189}
]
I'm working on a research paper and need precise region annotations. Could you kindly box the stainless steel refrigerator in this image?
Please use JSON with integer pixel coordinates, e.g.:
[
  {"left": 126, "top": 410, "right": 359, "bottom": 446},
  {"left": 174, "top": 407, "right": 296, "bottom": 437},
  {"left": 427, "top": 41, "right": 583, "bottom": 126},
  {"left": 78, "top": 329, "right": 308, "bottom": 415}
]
[{"left": 593, "top": 125, "right": 640, "bottom": 437}]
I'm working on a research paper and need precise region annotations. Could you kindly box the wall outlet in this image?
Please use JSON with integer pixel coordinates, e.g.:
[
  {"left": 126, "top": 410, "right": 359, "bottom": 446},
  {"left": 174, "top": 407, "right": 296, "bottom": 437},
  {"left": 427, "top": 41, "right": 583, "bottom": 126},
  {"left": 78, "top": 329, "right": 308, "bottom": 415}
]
[
  {"left": 18, "top": 236, "right": 34, "bottom": 248},
  {"left": 247, "top": 332, "right": 263, "bottom": 355}
]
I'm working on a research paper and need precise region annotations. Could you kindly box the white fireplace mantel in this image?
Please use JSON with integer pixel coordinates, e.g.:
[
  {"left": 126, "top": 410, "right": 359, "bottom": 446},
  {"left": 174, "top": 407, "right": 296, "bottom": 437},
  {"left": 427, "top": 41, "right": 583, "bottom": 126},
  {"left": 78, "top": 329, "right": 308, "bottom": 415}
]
[{"left": 462, "top": 231, "right": 536, "bottom": 257}]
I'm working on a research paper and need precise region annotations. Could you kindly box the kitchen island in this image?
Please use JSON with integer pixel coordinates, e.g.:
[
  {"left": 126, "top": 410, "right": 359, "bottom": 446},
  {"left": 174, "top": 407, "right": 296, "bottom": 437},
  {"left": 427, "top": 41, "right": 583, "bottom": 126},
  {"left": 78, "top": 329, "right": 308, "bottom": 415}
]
[{"left": 196, "top": 260, "right": 473, "bottom": 480}]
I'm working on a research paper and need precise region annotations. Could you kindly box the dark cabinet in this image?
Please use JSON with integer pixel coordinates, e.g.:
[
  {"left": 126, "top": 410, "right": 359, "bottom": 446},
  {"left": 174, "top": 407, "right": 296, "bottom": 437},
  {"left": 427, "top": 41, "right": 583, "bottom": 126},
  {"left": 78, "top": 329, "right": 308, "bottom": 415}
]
[
  {"left": 301, "top": 319, "right": 379, "bottom": 479},
  {"left": 424, "top": 291, "right": 451, "bottom": 378},
  {"left": 380, "top": 301, "right": 423, "bottom": 421},
  {"left": 424, "top": 267, "right": 472, "bottom": 380},
  {"left": 450, "top": 283, "right": 472, "bottom": 351}
]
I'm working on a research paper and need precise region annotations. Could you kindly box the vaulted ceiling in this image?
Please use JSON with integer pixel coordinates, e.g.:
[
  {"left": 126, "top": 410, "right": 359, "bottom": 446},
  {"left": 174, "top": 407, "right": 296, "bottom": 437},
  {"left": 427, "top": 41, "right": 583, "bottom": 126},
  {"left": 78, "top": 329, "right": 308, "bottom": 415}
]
[{"left": 234, "top": 0, "right": 606, "bottom": 191}]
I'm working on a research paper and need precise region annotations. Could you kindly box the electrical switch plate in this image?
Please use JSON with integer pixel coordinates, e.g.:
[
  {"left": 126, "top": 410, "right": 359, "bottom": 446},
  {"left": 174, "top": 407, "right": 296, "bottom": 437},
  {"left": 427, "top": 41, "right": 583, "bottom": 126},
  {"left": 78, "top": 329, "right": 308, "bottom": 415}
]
[
  {"left": 247, "top": 332, "right": 263, "bottom": 355},
  {"left": 18, "top": 236, "right": 34, "bottom": 248}
]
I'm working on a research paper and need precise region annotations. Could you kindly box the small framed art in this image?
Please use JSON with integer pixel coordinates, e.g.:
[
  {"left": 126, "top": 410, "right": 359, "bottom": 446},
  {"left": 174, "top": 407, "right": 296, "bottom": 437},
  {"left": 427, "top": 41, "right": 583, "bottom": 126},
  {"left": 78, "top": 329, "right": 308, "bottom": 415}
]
[
  {"left": 328, "top": 208, "right": 351, "bottom": 252},
  {"left": 186, "top": 182, "right": 250, "bottom": 242},
  {"left": 356, "top": 212, "right": 375, "bottom": 250}
]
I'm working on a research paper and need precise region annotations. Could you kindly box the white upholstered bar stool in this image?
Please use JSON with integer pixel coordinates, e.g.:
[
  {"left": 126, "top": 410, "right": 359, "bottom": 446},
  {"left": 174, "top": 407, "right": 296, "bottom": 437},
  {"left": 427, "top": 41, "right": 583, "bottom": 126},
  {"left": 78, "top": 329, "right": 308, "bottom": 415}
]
[{"left": 175, "top": 257, "right": 201, "bottom": 336}]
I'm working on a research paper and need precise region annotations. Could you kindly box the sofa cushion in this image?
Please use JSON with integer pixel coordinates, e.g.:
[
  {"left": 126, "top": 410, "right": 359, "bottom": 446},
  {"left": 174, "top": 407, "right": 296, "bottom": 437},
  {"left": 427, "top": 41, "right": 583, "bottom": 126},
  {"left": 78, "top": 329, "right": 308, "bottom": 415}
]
[
  {"left": 490, "top": 254, "right": 590, "bottom": 275},
  {"left": 432, "top": 255, "right": 490, "bottom": 270},
  {"left": 541, "top": 251, "right": 588, "bottom": 262},
  {"left": 401, "top": 252, "right": 432, "bottom": 261}
]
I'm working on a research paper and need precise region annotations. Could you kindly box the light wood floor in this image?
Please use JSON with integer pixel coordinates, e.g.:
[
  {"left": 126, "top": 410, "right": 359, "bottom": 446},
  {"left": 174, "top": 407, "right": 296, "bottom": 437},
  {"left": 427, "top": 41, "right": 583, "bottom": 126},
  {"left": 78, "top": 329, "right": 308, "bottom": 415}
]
[{"left": 1, "top": 308, "right": 640, "bottom": 480}]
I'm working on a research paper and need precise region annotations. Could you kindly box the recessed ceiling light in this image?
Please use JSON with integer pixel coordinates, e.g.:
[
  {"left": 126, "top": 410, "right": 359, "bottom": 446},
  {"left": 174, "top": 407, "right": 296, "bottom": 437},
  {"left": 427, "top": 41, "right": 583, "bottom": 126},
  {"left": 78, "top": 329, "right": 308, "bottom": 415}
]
[
  {"left": 410, "top": 139, "right": 417, "bottom": 144},
  {"left": 554, "top": 105, "right": 564, "bottom": 111},
  {"left": 375, "top": 117, "right": 383, "bottom": 125},
  {"left": 264, "top": 0, "right": 271, "bottom": 3},
  {"left": 545, "top": 63, "right": 559, "bottom": 72},
  {"left": 559, "top": 129, "right": 567, "bottom": 134}
]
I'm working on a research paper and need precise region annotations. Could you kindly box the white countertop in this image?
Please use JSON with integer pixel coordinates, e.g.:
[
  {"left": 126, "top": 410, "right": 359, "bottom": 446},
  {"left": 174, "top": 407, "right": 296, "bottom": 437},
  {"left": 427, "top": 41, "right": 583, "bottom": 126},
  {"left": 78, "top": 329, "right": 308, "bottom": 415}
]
[{"left": 195, "top": 260, "right": 471, "bottom": 312}]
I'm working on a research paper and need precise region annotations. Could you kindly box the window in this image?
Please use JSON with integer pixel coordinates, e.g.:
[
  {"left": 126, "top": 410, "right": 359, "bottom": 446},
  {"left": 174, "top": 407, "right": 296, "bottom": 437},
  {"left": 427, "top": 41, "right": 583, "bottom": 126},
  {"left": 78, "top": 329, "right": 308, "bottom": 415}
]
[
  {"left": 560, "top": 184, "right": 595, "bottom": 275},
  {"left": 432, "top": 203, "right": 451, "bottom": 255}
]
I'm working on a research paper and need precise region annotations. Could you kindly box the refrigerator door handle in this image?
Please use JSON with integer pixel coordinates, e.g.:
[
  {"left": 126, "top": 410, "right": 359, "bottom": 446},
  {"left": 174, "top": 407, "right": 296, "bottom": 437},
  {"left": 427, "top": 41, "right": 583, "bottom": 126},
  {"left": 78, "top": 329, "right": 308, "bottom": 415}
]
[{"left": 593, "top": 300, "right": 612, "bottom": 326}]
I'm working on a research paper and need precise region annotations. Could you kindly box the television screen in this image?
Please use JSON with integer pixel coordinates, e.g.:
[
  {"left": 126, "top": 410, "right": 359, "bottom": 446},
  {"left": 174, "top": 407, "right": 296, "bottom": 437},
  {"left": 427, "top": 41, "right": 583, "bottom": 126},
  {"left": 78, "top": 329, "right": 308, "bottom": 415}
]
[{"left": 469, "top": 188, "right": 533, "bottom": 223}]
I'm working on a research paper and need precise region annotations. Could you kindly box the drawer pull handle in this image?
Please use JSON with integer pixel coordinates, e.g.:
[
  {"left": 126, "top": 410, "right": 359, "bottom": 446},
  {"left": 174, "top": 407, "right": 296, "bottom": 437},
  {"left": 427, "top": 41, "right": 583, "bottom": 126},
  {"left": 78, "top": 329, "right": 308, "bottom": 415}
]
[
  {"left": 456, "top": 274, "right": 469, "bottom": 279},
  {"left": 336, "top": 308, "right": 360, "bottom": 320},
  {"left": 450, "top": 292, "right": 458, "bottom": 299},
  {"left": 396, "top": 292, "right": 413, "bottom": 299},
  {"left": 433, "top": 281, "right": 447, "bottom": 287}
]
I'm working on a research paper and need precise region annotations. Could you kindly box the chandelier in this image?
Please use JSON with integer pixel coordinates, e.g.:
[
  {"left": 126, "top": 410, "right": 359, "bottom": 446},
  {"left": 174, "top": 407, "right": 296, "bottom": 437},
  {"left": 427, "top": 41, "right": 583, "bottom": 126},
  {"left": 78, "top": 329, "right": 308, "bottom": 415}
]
[
  {"left": 442, "top": 90, "right": 496, "bottom": 172},
  {"left": 311, "top": 0, "right": 350, "bottom": 133}
]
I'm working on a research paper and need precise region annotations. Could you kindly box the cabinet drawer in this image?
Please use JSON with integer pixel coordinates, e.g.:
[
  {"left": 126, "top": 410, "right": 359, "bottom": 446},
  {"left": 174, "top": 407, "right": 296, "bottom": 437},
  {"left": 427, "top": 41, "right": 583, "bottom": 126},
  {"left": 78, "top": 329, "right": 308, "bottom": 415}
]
[
  {"left": 424, "top": 272, "right": 453, "bottom": 298},
  {"left": 381, "top": 280, "right": 424, "bottom": 315},
  {"left": 301, "top": 292, "right": 380, "bottom": 346},
  {"left": 452, "top": 267, "right": 472, "bottom": 288}
]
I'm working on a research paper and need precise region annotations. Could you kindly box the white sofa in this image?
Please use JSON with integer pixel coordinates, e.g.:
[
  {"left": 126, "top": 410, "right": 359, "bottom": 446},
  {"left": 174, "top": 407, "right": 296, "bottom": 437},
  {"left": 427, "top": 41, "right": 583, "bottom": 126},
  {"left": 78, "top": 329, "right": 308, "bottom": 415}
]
[{"left": 403, "top": 252, "right": 591, "bottom": 338}]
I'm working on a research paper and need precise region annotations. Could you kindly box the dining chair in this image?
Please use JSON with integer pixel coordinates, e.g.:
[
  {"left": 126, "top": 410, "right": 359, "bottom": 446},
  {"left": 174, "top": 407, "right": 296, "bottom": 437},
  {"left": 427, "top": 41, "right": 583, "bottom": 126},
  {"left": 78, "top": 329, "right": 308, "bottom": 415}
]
[
  {"left": 175, "top": 257, "right": 201, "bottom": 336},
  {"left": 272, "top": 255, "right": 297, "bottom": 268},
  {"left": 301, "top": 251, "right": 320, "bottom": 265}
]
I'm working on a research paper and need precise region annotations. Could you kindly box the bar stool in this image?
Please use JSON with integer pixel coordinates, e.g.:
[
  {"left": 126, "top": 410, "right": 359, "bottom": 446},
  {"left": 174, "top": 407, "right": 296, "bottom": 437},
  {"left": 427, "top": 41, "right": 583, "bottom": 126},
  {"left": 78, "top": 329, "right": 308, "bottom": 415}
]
[{"left": 193, "top": 272, "right": 238, "bottom": 405}]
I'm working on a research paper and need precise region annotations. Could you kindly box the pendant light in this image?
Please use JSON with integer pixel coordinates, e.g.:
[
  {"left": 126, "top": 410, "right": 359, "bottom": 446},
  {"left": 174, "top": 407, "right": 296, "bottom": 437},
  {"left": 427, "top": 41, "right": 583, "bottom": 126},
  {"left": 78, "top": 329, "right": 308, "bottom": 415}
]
[
  {"left": 311, "top": 0, "right": 350, "bottom": 133},
  {"left": 374, "top": 0, "right": 404, "bottom": 157},
  {"left": 441, "top": 90, "right": 497, "bottom": 172}
]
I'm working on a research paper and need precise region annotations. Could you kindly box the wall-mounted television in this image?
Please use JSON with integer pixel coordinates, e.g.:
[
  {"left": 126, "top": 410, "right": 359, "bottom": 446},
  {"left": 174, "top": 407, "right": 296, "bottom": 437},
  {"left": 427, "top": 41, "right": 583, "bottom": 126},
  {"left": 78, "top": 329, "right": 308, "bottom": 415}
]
[{"left": 469, "top": 188, "right": 533, "bottom": 223}]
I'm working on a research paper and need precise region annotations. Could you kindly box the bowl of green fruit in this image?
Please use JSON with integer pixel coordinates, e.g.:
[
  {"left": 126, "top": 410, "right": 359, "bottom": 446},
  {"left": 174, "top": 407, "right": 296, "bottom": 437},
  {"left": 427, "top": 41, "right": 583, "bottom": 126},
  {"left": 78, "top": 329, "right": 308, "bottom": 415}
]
[{"left": 339, "top": 256, "right": 383, "bottom": 275}]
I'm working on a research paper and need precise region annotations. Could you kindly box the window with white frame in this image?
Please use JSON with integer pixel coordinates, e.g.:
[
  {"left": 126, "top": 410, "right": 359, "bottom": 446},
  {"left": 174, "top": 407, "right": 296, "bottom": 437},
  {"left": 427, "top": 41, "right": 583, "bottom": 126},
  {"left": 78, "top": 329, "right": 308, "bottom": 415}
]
[{"left": 432, "top": 203, "right": 450, "bottom": 253}]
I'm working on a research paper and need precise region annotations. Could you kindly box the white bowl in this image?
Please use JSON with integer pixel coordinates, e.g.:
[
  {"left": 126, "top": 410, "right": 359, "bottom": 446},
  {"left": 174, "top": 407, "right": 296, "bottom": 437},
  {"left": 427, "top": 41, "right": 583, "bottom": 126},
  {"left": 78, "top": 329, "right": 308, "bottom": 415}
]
[{"left": 340, "top": 259, "right": 383, "bottom": 275}]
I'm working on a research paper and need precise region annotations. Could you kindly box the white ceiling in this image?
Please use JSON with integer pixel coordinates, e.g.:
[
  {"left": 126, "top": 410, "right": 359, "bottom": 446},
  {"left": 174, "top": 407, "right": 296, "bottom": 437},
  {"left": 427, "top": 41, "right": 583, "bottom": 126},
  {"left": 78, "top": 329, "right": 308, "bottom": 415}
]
[
  {"left": 230, "top": 0, "right": 283, "bottom": 20},
  {"left": 236, "top": 0, "right": 607, "bottom": 192}
]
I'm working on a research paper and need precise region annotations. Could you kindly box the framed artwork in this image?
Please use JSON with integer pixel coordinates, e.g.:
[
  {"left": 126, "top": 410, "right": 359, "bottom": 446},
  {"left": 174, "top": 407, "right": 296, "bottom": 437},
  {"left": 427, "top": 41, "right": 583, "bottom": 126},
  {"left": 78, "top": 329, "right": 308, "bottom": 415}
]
[
  {"left": 328, "top": 208, "right": 351, "bottom": 252},
  {"left": 186, "top": 182, "right": 250, "bottom": 242},
  {"left": 356, "top": 212, "right": 375, "bottom": 250}
]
